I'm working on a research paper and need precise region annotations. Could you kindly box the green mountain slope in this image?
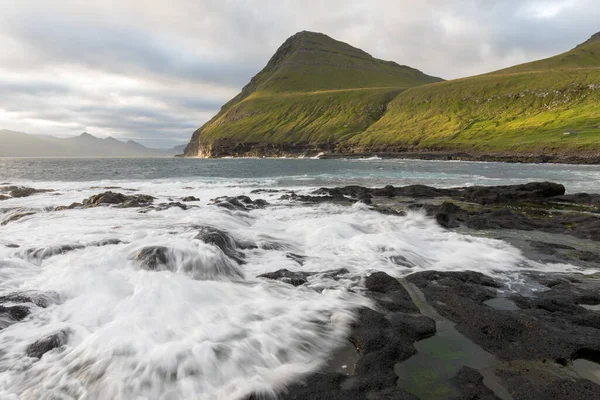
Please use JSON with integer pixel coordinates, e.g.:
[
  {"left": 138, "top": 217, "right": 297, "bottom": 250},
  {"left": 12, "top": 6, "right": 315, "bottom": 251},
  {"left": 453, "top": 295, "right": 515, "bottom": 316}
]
[
  {"left": 184, "top": 31, "right": 442, "bottom": 156},
  {"left": 352, "top": 33, "right": 600, "bottom": 155}
]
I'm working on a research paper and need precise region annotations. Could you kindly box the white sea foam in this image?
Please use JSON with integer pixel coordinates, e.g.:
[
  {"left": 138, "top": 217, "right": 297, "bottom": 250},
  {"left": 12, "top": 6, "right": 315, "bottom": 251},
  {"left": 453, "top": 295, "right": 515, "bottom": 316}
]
[{"left": 0, "top": 178, "right": 590, "bottom": 399}]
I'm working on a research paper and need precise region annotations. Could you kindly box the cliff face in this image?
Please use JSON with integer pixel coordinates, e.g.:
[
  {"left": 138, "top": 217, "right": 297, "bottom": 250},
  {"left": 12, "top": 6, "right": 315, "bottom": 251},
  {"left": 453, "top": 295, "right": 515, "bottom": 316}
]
[{"left": 184, "top": 31, "right": 600, "bottom": 158}]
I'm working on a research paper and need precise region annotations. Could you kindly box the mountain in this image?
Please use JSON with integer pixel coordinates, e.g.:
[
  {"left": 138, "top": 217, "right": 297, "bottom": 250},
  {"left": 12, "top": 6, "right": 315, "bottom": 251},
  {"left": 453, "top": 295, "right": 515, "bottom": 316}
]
[
  {"left": 345, "top": 32, "right": 600, "bottom": 156},
  {"left": 184, "top": 30, "right": 600, "bottom": 159},
  {"left": 183, "top": 31, "right": 443, "bottom": 157},
  {"left": 0, "top": 130, "right": 180, "bottom": 157}
]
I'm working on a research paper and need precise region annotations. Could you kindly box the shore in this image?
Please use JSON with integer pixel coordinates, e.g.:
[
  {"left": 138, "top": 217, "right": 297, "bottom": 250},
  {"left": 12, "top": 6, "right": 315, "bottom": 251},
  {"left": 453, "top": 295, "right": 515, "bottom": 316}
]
[
  {"left": 245, "top": 181, "right": 600, "bottom": 399},
  {"left": 2, "top": 180, "right": 600, "bottom": 399},
  {"left": 318, "top": 150, "right": 600, "bottom": 164}
]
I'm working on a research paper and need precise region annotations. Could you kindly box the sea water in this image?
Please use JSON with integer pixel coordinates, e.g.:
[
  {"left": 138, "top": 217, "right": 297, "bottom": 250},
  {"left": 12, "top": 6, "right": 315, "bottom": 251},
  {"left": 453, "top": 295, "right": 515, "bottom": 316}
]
[{"left": 0, "top": 157, "right": 598, "bottom": 399}]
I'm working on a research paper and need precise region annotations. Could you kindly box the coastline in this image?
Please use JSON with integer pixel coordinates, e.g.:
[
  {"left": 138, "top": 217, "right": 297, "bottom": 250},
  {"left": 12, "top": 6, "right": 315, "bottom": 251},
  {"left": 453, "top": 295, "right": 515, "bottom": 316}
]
[{"left": 182, "top": 142, "right": 600, "bottom": 164}]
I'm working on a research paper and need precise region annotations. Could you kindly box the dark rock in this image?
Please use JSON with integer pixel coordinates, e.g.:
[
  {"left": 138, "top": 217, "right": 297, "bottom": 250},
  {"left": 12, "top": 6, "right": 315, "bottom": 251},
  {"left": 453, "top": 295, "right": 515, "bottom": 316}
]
[
  {"left": 0, "top": 195, "right": 8, "bottom": 201},
  {"left": 286, "top": 253, "right": 307, "bottom": 265},
  {"left": 23, "top": 244, "right": 85, "bottom": 261},
  {"left": 150, "top": 202, "right": 188, "bottom": 211},
  {"left": 26, "top": 330, "right": 70, "bottom": 359},
  {"left": 364, "top": 272, "right": 420, "bottom": 314},
  {"left": 251, "top": 271, "right": 434, "bottom": 400},
  {"left": 465, "top": 208, "right": 558, "bottom": 231},
  {"left": 450, "top": 366, "right": 501, "bottom": 400},
  {"left": 407, "top": 271, "right": 600, "bottom": 362},
  {"left": 133, "top": 244, "right": 243, "bottom": 280},
  {"left": 0, "top": 291, "right": 59, "bottom": 308},
  {"left": 211, "top": 195, "right": 269, "bottom": 211},
  {"left": 0, "top": 186, "right": 53, "bottom": 198},
  {"left": 257, "top": 269, "right": 309, "bottom": 286},
  {"left": 549, "top": 193, "right": 600, "bottom": 208},
  {"left": 81, "top": 191, "right": 154, "bottom": 208},
  {"left": 54, "top": 202, "right": 83, "bottom": 211},
  {"left": 1, "top": 211, "right": 35, "bottom": 225},
  {"left": 257, "top": 268, "right": 349, "bottom": 286},
  {"left": 21, "top": 239, "right": 123, "bottom": 262},
  {"left": 195, "top": 226, "right": 246, "bottom": 264},
  {"left": 462, "top": 182, "right": 565, "bottom": 204},
  {"left": 528, "top": 240, "right": 576, "bottom": 255},
  {"left": 0, "top": 305, "right": 30, "bottom": 327},
  {"left": 134, "top": 246, "right": 169, "bottom": 271},
  {"left": 93, "top": 238, "right": 124, "bottom": 247},
  {"left": 497, "top": 361, "right": 600, "bottom": 400},
  {"left": 5, "top": 243, "right": 20, "bottom": 248},
  {"left": 250, "top": 189, "right": 281, "bottom": 194},
  {"left": 182, "top": 196, "right": 200, "bottom": 202}
]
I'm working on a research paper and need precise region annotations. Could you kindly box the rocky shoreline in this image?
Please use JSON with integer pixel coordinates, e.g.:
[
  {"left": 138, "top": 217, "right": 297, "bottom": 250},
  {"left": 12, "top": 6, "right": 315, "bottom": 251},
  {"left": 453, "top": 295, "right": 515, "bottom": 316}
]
[
  {"left": 2, "top": 181, "right": 600, "bottom": 398},
  {"left": 247, "top": 181, "right": 600, "bottom": 399},
  {"left": 182, "top": 141, "right": 600, "bottom": 164}
]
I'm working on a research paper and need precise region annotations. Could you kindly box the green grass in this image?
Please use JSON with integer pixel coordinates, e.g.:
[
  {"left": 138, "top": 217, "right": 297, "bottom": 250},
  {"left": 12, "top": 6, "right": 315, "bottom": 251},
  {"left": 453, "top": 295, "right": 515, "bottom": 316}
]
[
  {"left": 185, "top": 31, "right": 600, "bottom": 157},
  {"left": 199, "top": 88, "right": 404, "bottom": 146},
  {"left": 353, "top": 67, "right": 600, "bottom": 153},
  {"left": 184, "top": 31, "right": 441, "bottom": 156}
]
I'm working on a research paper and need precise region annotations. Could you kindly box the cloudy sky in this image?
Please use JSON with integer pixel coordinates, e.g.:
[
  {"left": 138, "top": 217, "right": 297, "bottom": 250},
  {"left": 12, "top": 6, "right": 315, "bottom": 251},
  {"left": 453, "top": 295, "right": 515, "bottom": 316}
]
[{"left": 1, "top": 0, "right": 598, "bottom": 148}]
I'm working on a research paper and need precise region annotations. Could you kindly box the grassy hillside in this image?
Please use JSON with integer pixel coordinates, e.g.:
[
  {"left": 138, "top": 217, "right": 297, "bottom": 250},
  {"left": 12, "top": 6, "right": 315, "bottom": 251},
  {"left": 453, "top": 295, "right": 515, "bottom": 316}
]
[
  {"left": 353, "top": 33, "right": 600, "bottom": 154},
  {"left": 184, "top": 31, "right": 442, "bottom": 156}
]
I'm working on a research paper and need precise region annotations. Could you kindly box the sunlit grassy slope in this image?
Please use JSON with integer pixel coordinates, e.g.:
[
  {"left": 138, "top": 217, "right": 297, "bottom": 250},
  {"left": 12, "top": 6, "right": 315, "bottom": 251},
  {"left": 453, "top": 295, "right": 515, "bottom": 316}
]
[
  {"left": 184, "top": 31, "right": 442, "bottom": 156},
  {"left": 353, "top": 33, "right": 600, "bottom": 153}
]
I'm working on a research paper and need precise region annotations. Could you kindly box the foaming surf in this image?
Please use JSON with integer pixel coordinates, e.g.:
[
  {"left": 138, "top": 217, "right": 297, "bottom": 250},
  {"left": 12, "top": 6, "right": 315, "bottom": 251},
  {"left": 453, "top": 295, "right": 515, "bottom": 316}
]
[{"left": 0, "top": 170, "right": 592, "bottom": 399}]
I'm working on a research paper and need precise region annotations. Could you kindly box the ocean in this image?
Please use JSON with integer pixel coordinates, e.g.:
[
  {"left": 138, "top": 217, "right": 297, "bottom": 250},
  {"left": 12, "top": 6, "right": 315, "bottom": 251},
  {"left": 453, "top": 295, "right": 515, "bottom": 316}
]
[{"left": 0, "top": 157, "right": 598, "bottom": 399}]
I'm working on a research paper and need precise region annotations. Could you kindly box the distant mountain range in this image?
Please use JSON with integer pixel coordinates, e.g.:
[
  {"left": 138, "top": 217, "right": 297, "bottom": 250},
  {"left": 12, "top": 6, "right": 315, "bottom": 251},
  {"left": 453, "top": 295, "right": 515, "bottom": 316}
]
[
  {"left": 0, "top": 130, "right": 186, "bottom": 157},
  {"left": 183, "top": 30, "right": 600, "bottom": 160}
]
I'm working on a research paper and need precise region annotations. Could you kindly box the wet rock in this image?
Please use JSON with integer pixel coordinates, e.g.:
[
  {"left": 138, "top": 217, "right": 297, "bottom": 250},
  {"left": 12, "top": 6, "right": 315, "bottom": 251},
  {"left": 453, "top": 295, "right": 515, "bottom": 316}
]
[
  {"left": 286, "top": 252, "right": 307, "bottom": 265},
  {"left": 54, "top": 202, "right": 83, "bottom": 211},
  {"left": 462, "top": 182, "right": 565, "bottom": 204},
  {"left": 497, "top": 360, "right": 600, "bottom": 400},
  {"left": 134, "top": 246, "right": 169, "bottom": 271},
  {"left": 26, "top": 330, "right": 70, "bottom": 359},
  {"left": 250, "top": 189, "right": 281, "bottom": 194},
  {"left": 364, "top": 271, "right": 420, "bottom": 313},
  {"left": 0, "top": 305, "right": 30, "bottom": 329},
  {"left": 1, "top": 210, "right": 35, "bottom": 225},
  {"left": 528, "top": 240, "right": 576, "bottom": 255},
  {"left": 257, "top": 271, "right": 433, "bottom": 400},
  {"left": 21, "top": 239, "right": 123, "bottom": 262},
  {"left": 0, "top": 186, "right": 53, "bottom": 198},
  {"left": 182, "top": 196, "right": 200, "bottom": 202},
  {"left": 421, "top": 200, "right": 600, "bottom": 242},
  {"left": 450, "top": 367, "right": 501, "bottom": 400},
  {"left": 92, "top": 238, "right": 124, "bottom": 247},
  {"left": 258, "top": 269, "right": 309, "bottom": 286},
  {"left": 81, "top": 191, "right": 154, "bottom": 208},
  {"left": 0, "top": 195, "right": 8, "bottom": 201},
  {"left": 407, "top": 271, "right": 600, "bottom": 362},
  {"left": 346, "top": 274, "right": 435, "bottom": 394},
  {"left": 133, "top": 245, "right": 244, "bottom": 280},
  {"left": 149, "top": 202, "right": 188, "bottom": 212},
  {"left": 257, "top": 268, "right": 350, "bottom": 287},
  {"left": 195, "top": 226, "right": 247, "bottom": 264},
  {"left": 23, "top": 244, "right": 85, "bottom": 261},
  {"left": 549, "top": 193, "right": 600, "bottom": 208},
  {"left": 281, "top": 190, "right": 355, "bottom": 204},
  {"left": 211, "top": 195, "right": 269, "bottom": 211},
  {"left": 0, "top": 291, "right": 60, "bottom": 308}
]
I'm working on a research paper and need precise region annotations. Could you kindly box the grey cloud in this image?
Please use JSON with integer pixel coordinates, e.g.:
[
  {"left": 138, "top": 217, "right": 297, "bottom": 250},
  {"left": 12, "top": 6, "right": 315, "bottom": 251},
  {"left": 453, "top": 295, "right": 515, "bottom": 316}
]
[{"left": 0, "top": 0, "right": 599, "bottom": 147}]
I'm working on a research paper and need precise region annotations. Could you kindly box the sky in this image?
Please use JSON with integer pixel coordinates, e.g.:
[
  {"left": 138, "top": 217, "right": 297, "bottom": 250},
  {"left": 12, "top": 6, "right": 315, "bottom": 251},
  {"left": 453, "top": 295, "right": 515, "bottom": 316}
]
[{"left": 0, "top": 0, "right": 598, "bottom": 148}]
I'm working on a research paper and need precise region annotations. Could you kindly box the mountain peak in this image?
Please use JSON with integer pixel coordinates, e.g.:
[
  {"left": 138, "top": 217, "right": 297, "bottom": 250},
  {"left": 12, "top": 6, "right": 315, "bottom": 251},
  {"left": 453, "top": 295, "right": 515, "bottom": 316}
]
[{"left": 79, "top": 132, "right": 93, "bottom": 138}]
